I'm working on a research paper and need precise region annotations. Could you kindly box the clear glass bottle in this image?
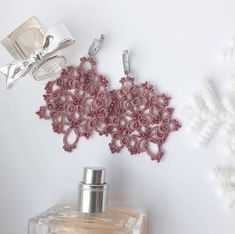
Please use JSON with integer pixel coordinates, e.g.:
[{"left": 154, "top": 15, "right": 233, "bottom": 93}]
[
  {"left": 28, "top": 167, "right": 147, "bottom": 234},
  {"left": 1, "top": 16, "right": 67, "bottom": 84},
  {"left": 1, "top": 16, "right": 45, "bottom": 60}
]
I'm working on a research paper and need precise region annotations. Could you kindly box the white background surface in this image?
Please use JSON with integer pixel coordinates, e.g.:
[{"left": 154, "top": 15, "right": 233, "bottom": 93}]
[{"left": 1, "top": 1, "right": 235, "bottom": 234}]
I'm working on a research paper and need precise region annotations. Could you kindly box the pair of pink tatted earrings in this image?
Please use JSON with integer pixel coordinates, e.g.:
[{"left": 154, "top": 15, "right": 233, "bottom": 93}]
[{"left": 36, "top": 35, "right": 181, "bottom": 162}]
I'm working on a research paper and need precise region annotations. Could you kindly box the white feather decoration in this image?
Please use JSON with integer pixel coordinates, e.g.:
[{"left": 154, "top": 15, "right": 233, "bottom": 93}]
[
  {"left": 183, "top": 77, "right": 235, "bottom": 159},
  {"left": 212, "top": 167, "right": 235, "bottom": 209},
  {"left": 222, "top": 38, "right": 235, "bottom": 63}
]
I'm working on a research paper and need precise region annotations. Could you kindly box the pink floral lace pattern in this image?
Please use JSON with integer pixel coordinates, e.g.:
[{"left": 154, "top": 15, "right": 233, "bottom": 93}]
[
  {"left": 103, "top": 77, "right": 181, "bottom": 162},
  {"left": 36, "top": 57, "right": 111, "bottom": 152},
  {"left": 36, "top": 58, "right": 181, "bottom": 162}
]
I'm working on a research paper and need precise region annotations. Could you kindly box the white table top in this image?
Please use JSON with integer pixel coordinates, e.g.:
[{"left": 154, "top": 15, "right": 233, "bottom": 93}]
[{"left": 0, "top": 1, "right": 235, "bottom": 233}]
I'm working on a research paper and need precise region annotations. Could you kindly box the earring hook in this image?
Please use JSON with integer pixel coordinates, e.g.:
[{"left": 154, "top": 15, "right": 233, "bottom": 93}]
[
  {"left": 88, "top": 34, "right": 105, "bottom": 57},
  {"left": 122, "top": 50, "right": 130, "bottom": 75}
]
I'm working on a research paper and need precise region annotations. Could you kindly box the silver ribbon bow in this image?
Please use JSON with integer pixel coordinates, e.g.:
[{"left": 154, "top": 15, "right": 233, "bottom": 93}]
[{"left": 0, "top": 23, "right": 75, "bottom": 89}]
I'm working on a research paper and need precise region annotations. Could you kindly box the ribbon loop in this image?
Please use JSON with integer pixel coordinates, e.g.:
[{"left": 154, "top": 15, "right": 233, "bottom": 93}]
[{"left": 0, "top": 23, "right": 75, "bottom": 89}]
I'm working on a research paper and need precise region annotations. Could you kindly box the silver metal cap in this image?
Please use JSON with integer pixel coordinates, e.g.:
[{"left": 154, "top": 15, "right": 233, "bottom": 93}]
[{"left": 78, "top": 167, "right": 108, "bottom": 213}]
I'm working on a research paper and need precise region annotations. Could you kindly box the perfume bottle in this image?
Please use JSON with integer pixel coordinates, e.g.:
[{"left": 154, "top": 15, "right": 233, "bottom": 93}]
[
  {"left": 28, "top": 167, "right": 147, "bottom": 234},
  {"left": 0, "top": 16, "right": 73, "bottom": 88},
  {"left": 1, "top": 17, "right": 45, "bottom": 60}
]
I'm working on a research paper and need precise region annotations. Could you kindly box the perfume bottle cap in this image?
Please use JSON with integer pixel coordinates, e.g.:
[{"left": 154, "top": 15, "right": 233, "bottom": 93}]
[
  {"left": 79, "top": 167, "right": 108, "bottom": 214},
  {"left": 83, "top": 167, "right": 106, "bottom": 185}
]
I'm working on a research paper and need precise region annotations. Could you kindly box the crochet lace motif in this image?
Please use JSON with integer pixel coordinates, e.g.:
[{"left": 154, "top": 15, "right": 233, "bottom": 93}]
[{"left": 36, "top": 57, "right": 181, "bottom": 162}]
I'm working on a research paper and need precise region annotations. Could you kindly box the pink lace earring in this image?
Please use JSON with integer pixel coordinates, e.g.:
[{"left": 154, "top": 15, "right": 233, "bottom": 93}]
[
  {"left": 36, "top": 35, "right": 111, "bottom": 152},
  {"left": 105, "top": 50, "right": 181, "bottom": 162}
]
